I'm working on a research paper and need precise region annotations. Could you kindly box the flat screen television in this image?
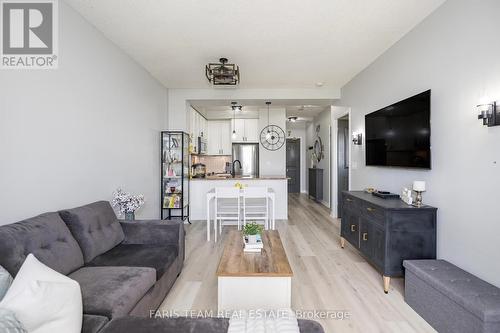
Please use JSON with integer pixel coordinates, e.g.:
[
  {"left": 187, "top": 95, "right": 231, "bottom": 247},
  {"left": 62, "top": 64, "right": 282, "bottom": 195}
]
[{"left": 365, "top": 90, "right": 431, "bottom": 169}]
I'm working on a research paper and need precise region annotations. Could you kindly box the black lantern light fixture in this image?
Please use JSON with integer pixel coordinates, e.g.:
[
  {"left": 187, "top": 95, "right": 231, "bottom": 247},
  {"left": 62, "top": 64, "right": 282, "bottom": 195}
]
[
  {"left": 205, "top": 58, "right": 240, "bottom": 86},
  {"left": 231, "top": 102, "right": 242, "bottom": 112},
  {"left": 477, "top": 101, "right": 499, "bottom": 127}
]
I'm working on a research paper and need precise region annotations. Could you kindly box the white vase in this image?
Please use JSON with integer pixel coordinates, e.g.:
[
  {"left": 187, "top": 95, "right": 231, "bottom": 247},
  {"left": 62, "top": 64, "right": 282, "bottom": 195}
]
[{"left": 248, "top": 234, "right": 258, "bottom": 244}]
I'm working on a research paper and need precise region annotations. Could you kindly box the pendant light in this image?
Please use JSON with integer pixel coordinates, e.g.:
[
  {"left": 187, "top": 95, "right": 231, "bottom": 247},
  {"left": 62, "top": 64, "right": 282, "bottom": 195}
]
[
  {"left": 265, "top": 101, "right": 272, "bottom": 140},
  {"left": 231, "top": 101, "right": 237, "bottom": 139}
]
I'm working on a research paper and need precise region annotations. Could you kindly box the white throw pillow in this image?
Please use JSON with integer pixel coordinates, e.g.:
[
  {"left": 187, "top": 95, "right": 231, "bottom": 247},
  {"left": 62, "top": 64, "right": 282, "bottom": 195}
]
[
  {"left": 0, "top": 265, "right": 13, "bottom": 301},
  {"left": 0, "top": 254, "right": 83, "bottom": 333}
]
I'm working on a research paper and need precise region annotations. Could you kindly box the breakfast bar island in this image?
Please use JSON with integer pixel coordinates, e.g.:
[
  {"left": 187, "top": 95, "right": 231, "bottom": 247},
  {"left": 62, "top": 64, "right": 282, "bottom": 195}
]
[{"left": 189, "top": 176, "right": 288, "bottom": 221}]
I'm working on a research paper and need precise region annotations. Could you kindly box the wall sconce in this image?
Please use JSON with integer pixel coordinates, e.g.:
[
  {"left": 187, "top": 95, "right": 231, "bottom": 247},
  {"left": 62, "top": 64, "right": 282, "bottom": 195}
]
[
  {"left": 288, "top": 116, "right": 298, "bottom": 122},
  {"left": 477, "top": 101, "right": 499, "bottom": 127},
  {"left": 352, "top": 132, "right": 363, "bottom": 145}
]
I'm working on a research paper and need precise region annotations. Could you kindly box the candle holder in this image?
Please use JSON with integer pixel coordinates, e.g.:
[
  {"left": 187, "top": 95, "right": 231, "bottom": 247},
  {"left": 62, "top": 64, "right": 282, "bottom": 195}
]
[{"left": 413, "top": 191, "right": 424, "bottom": 208}]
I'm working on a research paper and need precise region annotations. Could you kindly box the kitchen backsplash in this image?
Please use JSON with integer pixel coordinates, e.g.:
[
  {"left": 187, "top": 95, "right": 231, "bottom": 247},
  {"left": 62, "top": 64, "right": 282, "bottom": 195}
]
[{"left": 192, "top": 155, "right": 232, "bottom": 174}]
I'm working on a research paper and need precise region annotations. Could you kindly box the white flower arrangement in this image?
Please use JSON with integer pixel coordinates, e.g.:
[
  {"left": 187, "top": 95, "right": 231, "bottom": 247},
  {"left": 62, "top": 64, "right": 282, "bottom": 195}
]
[{"left": 112, "top": 188, "right": 145, "bottom": 215}]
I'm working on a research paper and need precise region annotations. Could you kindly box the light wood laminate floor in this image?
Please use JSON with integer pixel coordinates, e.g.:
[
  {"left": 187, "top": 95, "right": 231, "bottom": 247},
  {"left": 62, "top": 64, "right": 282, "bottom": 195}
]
[{"left": 160, "top": 193, "right": 435, "bottom": 333}]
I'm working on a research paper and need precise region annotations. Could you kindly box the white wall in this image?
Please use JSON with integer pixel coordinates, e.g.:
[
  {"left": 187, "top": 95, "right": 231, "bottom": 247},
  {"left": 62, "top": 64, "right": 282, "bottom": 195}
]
[
  {"left": 287, "top": 122, "right": 307, "bottom": 193},
  {"left": 259, "top": 108, "right": 286, "bottom": 176},
  {"left": 340, "top": 0, "right": 500, "bottom": 286},
  {"left": 0, "top": 2, "right": 167, "bottom": 224}
]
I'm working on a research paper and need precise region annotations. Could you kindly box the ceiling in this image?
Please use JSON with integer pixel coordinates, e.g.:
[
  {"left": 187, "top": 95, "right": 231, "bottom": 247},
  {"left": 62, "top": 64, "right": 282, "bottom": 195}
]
[
  {"left": 191, "top": 100, "right": 330, "bottom": 120},
  {"left": 65, "top": 0, "right": 445, "bottom": 89}
]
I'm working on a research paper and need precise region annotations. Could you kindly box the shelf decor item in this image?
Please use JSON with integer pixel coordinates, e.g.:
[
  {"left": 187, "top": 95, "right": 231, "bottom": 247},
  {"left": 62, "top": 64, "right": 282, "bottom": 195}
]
[
  {"left": 412, "top": 181, "right": 426, "bottom": 207},
  {"left": 112, "top": 188, "right": 145, "bottom": 221},
  {"left": 161, "top": 131, "right": 190, "bottom": 222}
]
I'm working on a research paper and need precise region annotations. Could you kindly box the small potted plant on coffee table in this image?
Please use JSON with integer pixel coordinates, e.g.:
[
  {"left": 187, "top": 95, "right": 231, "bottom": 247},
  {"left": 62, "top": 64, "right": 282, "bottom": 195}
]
[{"left": 242, "top": 222, "right": 264, "bottom": 245}]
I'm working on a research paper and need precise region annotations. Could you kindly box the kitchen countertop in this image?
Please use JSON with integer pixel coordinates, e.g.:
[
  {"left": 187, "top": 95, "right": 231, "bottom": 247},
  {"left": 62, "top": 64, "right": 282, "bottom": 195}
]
[{"left": 191, "top": 175, "right": 288, "bottom": 181}]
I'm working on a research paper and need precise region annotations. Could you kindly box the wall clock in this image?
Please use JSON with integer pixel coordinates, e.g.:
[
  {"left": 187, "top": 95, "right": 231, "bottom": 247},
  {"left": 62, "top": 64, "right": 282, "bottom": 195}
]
[{"left": 260, "top": 125, "right": 285, "bottom": 151}]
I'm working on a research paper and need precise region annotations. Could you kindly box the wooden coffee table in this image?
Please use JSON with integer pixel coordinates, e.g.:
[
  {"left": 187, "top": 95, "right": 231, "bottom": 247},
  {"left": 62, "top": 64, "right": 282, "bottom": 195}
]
[{"left": 216, "top": 230, "right": 293, "bottom": 311}]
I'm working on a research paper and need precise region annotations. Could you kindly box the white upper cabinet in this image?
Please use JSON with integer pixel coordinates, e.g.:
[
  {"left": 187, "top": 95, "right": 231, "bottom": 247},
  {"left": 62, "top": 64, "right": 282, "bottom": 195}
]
[
  {"left": 219, "top": 121, "right": 232, "bottom": 155},
  {"left": 189, "top": 108, "right": 207, "bottom": 138},
  {"left": 244, "top": 119, "right": 259, "bottom": 142},
  {"left": 231, "top": 118, "right": 259, "bottom": 142},
  {"left": 231, "top": 119, "right": 245, "bottom": 142},
  {"left": 207, "top": 120, "right": 232, "bottom": 155}
]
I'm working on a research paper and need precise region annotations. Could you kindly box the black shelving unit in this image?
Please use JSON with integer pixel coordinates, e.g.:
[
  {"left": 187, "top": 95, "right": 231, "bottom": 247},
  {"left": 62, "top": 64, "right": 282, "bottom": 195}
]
[{"left": 161, "top": 131, "right": 190, "bottom": 222}]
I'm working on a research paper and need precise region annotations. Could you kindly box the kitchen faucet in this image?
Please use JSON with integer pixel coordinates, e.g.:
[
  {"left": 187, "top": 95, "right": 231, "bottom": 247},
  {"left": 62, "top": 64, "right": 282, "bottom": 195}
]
[{"left": 231, "top": 159, "right": 242, "bottom": 178}]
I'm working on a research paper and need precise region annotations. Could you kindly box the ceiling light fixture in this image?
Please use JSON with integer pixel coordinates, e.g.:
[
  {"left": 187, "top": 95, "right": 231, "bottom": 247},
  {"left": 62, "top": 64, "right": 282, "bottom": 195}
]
[
  {"left": 205, "top": 58, "right": 240, "bottom": 86},
  {"left": 265, "top": 101, "right": 272, "bottom": 140},
  {"left": 231, "top": 101, "right": 242, "bottom": 112},
  {"left": 288, "top": 116, "right": 298, "bottom": 122}
]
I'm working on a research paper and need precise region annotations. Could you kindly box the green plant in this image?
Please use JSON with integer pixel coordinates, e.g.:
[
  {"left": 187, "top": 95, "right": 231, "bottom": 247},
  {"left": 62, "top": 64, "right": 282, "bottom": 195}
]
[{"left": 242, "top": 222, "right": 263, "bottom": 236}]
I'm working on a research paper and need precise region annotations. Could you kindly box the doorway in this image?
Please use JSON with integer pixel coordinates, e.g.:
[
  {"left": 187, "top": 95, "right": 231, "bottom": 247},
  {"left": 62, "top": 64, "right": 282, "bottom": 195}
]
[
  {"left": 286, "top": 138, "right": 301, "bottom": 193},
  {"left": 337, "top": 116, "right": 349, "bottom": 217}
]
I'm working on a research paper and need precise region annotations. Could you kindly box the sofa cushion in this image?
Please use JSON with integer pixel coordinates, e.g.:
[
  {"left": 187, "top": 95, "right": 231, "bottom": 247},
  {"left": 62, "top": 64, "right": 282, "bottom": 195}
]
[
  {"left": 87, "top": 244, "right": 178, "bottom": 280},
  {"left": 0, "top": 212, "right": 84, "bottom": 276},
  {"left": 98, "top": 317, "right": 229, "bottom": 333},
  {"left": 82, "top": 314, "right": 109, "bottom": 333},
  {"left": 59, "top": 201, "right": 125, "bottom": 263},
  {"left": 98, "top": 317, "right": 324, "bottom": 333},
  {"left": 69, "top": 266, "right": 155, "bottom": 319}
]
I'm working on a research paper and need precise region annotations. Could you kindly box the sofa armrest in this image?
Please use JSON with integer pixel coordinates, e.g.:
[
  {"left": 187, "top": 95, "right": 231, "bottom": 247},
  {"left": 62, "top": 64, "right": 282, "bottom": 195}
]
[{"left": 119, "top": 220, "right": 184, "bottom": 246}]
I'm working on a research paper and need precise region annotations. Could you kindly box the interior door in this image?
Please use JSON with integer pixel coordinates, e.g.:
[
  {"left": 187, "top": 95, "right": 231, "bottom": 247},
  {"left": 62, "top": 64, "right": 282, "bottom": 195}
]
[
  {"left": 337, "top": 118, "right": 349, "bottom": 217},
  {"left": 286, "top": 139, "right": 301, "bottom": 193}
]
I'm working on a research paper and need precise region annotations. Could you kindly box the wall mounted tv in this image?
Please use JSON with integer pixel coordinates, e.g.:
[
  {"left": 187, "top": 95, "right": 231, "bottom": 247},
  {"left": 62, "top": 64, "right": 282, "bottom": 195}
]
[{"left": 365, "top": 90, "right": 431, "bottom": 169}]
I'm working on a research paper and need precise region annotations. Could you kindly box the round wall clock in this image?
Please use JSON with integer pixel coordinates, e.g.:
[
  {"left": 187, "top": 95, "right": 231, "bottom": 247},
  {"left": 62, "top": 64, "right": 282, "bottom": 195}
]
[{"left": 260, "top": 125, "right": 285, "bottom": 151}]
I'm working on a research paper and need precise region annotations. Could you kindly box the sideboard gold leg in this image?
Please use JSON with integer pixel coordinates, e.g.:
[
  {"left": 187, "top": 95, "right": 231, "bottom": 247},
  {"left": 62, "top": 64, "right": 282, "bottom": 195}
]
[
  {"left": 340, "top": 237, "right": 345, "bottom": 249},
  {"left": 383, "top": 276, "right": 391, "bottom": 294}
]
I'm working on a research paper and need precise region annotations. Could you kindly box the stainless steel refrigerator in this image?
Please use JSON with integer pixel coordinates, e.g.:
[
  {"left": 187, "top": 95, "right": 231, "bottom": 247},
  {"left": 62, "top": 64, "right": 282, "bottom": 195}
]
[{"left": 232, "top": 143, "right": 259, "bottom": 177}]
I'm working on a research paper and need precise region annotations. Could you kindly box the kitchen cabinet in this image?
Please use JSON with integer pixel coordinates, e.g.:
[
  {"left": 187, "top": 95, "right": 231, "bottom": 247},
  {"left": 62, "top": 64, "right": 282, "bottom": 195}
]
[
  {"left": 207, "top": 120, "right": 232, "bottom": 155},
  {"left": 189, "top": 108, "right": 208, "bottom": 153},
  {"left": 231, "top": 119, "right": 259, "bottom": 142},
  {"left": 189, "top": 108, "right": 207, "bottom": 139}
]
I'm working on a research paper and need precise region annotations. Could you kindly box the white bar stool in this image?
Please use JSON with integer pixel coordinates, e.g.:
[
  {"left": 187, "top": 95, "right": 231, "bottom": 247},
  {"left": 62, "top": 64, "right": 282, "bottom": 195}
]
[
  {"left": 242, "top": 187, "right": 269, "bottom": 230},
  {"left": 214, "top": 187, "right": 241, "bottom": 242}
]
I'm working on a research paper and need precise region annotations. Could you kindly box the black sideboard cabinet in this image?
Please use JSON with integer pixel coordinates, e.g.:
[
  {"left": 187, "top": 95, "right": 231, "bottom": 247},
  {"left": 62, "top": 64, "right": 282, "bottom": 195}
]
[
  {"left": 340, "top": 191, "right": 437, "bottom": 293},
  {"left": 308, "top": 168, "right": 323, "bottom": 202}
]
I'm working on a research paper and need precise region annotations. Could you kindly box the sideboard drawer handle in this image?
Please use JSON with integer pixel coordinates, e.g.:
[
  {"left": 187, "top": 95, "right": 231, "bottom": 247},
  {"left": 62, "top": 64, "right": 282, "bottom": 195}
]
[
  {"left": 346, "top": 198, "right": 353, "bottom": 202},
  {"left": 350, "top": 225, "right": 356, "bottom": 232},
  {"left": 367, "top": 207, "right": 375, "bottom": 212},
  {"left": 362, "top": 232, "right": 368, "bottom": 241}
]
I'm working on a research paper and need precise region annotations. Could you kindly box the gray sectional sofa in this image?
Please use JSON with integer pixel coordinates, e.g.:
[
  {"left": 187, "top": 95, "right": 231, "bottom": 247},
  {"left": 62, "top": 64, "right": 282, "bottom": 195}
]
[{"left": 0, "top": 201, "right": 324, "bottom": 333}]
